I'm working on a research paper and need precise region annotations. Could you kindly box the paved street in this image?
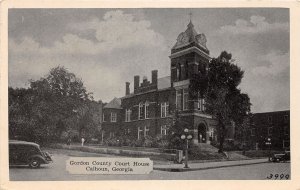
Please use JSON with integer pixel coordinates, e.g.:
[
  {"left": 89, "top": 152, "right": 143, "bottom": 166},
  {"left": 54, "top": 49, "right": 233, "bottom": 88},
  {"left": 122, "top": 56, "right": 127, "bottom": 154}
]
[{"left": 9, "top": 149, "right": 290, "bottom": 180}]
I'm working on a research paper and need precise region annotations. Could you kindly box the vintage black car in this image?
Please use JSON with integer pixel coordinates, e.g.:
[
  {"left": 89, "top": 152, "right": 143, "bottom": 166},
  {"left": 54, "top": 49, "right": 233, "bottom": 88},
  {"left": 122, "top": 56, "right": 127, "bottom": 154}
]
[
  {"left": 9, "top": 140, "right": 52, "bottom": 168},
  {"left": 269, "top": 151, "right": 290, "bottom": 162}
]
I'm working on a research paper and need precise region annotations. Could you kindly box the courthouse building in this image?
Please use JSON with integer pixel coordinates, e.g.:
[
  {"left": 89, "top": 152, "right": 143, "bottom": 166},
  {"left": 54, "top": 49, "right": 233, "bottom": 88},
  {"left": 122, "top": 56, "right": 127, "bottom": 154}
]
[{"left": 102, "top": 20, "right": 220, "bottom": 144}]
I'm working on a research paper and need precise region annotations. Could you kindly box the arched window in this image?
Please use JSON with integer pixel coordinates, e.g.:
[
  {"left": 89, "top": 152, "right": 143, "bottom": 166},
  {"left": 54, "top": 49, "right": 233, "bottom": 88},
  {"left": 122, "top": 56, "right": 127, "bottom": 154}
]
[
  {"left": 177, "top": 63, "right": 181, "bottom": 80},
  {"left": 139, "top": 102, "right": 144, "bottom": 120},
  {"left": 145, "top": 101, "right": 149, "bottom": 119},
  {"left": 185, "top": 62, "right": 189, "bottom": 78}
]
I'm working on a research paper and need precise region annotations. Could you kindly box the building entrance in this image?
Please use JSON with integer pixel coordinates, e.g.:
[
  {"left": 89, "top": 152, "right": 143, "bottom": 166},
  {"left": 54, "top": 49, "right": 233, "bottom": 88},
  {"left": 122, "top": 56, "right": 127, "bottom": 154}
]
[{"left": 198, "top": 124, "right": 207, "bottom": 143}]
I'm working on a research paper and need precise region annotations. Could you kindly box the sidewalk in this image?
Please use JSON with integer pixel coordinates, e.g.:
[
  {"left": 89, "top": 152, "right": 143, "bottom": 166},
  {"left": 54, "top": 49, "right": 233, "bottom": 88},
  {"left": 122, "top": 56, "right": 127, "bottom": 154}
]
[{"left": 154, "top": 158, "right": 269, "bottom": 172}]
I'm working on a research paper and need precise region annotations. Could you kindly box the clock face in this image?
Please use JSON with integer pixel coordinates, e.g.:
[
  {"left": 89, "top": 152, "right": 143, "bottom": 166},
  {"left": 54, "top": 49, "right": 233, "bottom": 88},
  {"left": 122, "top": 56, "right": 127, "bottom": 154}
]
[
  {"left": 182, "top": 33, "right": 189, "bottom": 43},
  {"left": 177, "top": 33, "right": 184, "bottom": 42}
]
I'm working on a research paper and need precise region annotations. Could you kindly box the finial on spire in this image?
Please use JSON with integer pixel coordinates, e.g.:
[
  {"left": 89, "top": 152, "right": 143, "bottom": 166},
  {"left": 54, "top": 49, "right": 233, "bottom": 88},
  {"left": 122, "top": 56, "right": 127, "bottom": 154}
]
[{"left": 189, "top": 12, "right": 193, "bottom": 22}]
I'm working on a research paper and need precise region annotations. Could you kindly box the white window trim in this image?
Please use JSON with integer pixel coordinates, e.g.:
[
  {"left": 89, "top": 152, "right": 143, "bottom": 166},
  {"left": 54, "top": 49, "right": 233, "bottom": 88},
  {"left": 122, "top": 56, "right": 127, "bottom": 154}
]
[
  {"left": 161, "top": 102, "right": 170, "bottom": 118},
  {"left": 125, "top": 109, "right": 131, "bottom": 122},
  {"left": 144, "top": 126, "right": 150, "bottom": 137},
  {"left": 183, "top": 89, "right": 189, "bottom": 110},
  {"left": 145, "top": 102, "right": 149, "bottom": 119},
  {"left": 111, "top": 112, "right": 117, "bottom": 122},
  {"left": 139, "top": 102, "right": 144, "bottom": 120},
  {"left": 161, "top": 125, "right": 167, "bottom": 136},
  {"left": 137, "top": 127, "right": 143, "bottom": 140}
]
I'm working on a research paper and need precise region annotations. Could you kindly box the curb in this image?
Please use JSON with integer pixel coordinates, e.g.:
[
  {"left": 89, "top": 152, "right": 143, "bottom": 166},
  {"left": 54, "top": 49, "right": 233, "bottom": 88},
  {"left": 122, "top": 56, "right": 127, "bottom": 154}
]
[{"left": 154, "top": 161, "right": 269, "bottom": 172}]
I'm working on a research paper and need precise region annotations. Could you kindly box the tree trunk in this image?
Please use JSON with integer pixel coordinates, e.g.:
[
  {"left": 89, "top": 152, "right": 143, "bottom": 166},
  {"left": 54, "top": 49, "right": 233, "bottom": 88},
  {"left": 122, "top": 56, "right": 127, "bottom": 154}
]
[{"left": 218, "top": 117, "right": 226, "bottom": 153}]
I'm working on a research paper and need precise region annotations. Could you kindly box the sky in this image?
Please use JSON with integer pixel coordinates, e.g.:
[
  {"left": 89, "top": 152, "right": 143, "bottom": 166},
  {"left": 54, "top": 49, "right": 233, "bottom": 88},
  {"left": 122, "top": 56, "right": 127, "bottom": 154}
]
[{"left": 8, "top": 8, "right": 290, "bottom": 113}]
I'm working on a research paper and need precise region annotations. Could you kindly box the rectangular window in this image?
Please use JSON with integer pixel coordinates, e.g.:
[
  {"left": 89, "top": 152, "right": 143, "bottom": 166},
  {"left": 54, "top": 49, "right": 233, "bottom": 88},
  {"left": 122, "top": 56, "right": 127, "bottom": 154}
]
[
  {"left": 183, "top": 89, "right": 189, "bottom": 110},
  {"left": 284, "top": 115, "right": 289, "bottom": 123},
  {"left": 198, "top": 98, "right": 205, "bottom": 111},
  {"left": 283, "top": 140, "right": 290, "bottom": 148},
  {"left": 284, "top": 126, "right": 289, "bottom": 136},
  {"left": 145, "top": 102, "right": 149, "bottom": 119},
  {"left": 111, "top": 112, "right": 117, "bottom": 122},
  {"left": 144, "top": 126, "right": 150, "bottom": 137},
  {"left": 268, "top": 116, "right": 272, "bottom": 124},
  {"left": 109, "top": 132, "right": 114, "bottom": 138},
  {"left": 139, "top": 103, "right": 144, "bottom": 120},
  {"left": 161, "top": 102, "right": 169, "bottom": 118},
  {"left": 161, "top": 125, "right": 168, "bottom": 136},
  {"left": 125, "top": 128, "right": 131, "bottom": 135},
  {"left": 137, "top": 127, "right": 143, "bottom": 140},
  {"left": 250, "top": 128, "right": 255, "bottom": 136},
  {"left": 176, "top": 90, "right": 182, "bottom": 110},
  {"left": 125, "top": 109, "right": 131, "bottom": 122},
  {"left": 268, "top": 127, "right": 273, "bottom": 136},
  {"left": 103, "top": 114, "right": 106, "bottom": 122},
  {"left": 197, "top": 92, "right": 205, "bottom": 111}
]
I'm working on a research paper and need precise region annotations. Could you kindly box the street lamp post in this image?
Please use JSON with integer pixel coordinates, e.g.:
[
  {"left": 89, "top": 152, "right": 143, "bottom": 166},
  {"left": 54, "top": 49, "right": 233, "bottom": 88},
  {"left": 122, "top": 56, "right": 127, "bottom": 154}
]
[
  {"left": 266, "top": 138, "right": 272, "bottom": 161},
  {"left": 181, "top": 128, "right": 193, "bottom": 169}
]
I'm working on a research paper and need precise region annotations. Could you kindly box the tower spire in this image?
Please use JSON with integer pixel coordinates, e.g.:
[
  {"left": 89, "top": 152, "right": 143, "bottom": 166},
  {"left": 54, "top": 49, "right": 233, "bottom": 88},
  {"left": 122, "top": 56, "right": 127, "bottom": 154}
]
[
  {"left": 189, "top": 12, "right": 193, "bottom": 22},
  {"left": 187, "top": 12, "right": 194, "bottom": 28}
]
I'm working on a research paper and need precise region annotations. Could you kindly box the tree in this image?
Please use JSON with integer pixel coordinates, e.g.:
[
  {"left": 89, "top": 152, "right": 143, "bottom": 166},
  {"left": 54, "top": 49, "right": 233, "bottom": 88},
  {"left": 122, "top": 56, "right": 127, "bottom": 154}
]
[
  {"left": 167, "top": 111, "right": 190, "bottom": 150},
  {"left": 9, "top": 66, "right": 101, "bottom": 144},
  {"left": 190, "top": 51, "right": 251, "bottom": 153}
]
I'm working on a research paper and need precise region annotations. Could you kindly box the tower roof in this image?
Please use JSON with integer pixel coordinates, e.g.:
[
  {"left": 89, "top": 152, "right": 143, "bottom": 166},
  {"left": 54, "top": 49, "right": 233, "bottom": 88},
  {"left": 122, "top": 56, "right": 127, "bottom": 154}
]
[{"left": 172, "top": 20, "right": 208, "bottom": 53}]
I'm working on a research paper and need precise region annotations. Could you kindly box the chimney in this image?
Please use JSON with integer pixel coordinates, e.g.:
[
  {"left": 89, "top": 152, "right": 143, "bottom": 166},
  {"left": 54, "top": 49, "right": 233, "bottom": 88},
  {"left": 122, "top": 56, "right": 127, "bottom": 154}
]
[
  {"left": 134, "top": 75, "right": 140, "bottom": 92},
  {"left": 151, "top": 70, "right": 158, "bottom": 85},
  {"left": 125, "top": 82, "right": 130, "bottom": 95}
]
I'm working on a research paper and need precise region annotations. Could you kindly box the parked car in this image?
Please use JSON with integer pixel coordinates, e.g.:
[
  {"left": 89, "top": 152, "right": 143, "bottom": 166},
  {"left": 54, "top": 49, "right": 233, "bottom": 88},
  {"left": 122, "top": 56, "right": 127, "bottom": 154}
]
[
  {"left": 269, "top": 151, "right": 290, "bottom": 162},
  {"left": 9, "top": 140, "right": 52, "bottom": 168}
]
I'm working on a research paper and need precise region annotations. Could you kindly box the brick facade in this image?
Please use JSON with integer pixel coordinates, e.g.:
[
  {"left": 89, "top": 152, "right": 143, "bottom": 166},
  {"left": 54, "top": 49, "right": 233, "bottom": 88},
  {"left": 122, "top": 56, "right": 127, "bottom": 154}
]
[
  {"left": 235, "top": 110, "right": 290, "bottom": 150},
  {"left": 101, "top": 21, "right": 218, "bottom": 144}
]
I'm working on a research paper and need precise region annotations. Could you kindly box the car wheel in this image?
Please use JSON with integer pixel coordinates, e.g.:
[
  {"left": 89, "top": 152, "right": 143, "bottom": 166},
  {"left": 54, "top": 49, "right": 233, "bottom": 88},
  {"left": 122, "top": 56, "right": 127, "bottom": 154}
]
[
  {"left": 269, "top": 157, "right": 274, "bottom": 162},
  {"left": 29, "top": 159, "right": 41, "bottom": 168}
]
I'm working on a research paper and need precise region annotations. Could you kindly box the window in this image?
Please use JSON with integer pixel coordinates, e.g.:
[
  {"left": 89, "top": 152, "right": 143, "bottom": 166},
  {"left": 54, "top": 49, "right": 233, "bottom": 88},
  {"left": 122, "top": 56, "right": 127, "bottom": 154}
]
[
  {"left": 268, "top": 116, "right": 272, "bottom": 124},
  {"left": 209, "top": 129, "right": 214, "bottom": 138},
  {"left": 284, "top": 115, "right": 289, "bottom": 123},
  {"left": 177, "top": 63, "right": 181, "bottom": 80},
  {"left": 103, "top": 113, "right": 106, "bottom": 122},
  {"left": 161, "top": 125, "right": 168, "bottom": 136},
  {"left": 283, "top": 140, "right": 290, "bottom": 149},
  {"left": 111, "top": 112, "right": 117, "bottom": 122},
  {"left": 197, "top": 92, "right": 205, "bottom": 111},
  {"left": 176, "top": 90, "right": 182, "bottom": 110},
  {"left": 185, "top": 62, "right": 189, "bottom": 78},
  {"left": 198, "top": 98, "right": 205, "bottom": 111},
  {"left": 161, "top": 102, "right": 169, "bottom": 118},
  {"left": 144, "top": 126, "right": 150, "bottom": 137},
  {"left": 183, "top": 89, "right": 189, "bottom": 110},
  {"left": 250, "top": 128, "right": 255, "bottom": 136},
  {"left": 284, "top": 126, "right": 289, "bottom": 136},
  {"left": 137, "top": 127, "right": 143, "bottom": 140},
  {"left": 145, "top": 102, "right": 149, "bottom": 119},
  {"left": 109, "top": 132, "right": 114, "bottom": 138},
  {"left": 125, "top": 109, "right": 131, "bottom": 122},
  {"left": 268, "top": 127, "right": 273, "bottom": 136},
  {"left": 139, "top": 103, "right": 144, "bottom": 120},
  {"left": 125, "top": 128, "right": 131, "bottom": 135}
]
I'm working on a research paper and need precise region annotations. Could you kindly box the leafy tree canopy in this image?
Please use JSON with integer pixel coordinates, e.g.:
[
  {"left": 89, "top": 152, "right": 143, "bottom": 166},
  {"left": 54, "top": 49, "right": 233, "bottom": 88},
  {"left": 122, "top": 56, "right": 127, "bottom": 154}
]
[{"left": 190, "top": 51, "right": 251, "bottom": 152}]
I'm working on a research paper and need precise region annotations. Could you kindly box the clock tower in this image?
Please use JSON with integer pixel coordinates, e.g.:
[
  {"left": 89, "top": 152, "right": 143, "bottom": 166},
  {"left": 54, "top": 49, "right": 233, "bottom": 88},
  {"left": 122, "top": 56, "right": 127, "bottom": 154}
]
[{"left": 170, "top": 20, "right": 211, "bottom": 86}]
